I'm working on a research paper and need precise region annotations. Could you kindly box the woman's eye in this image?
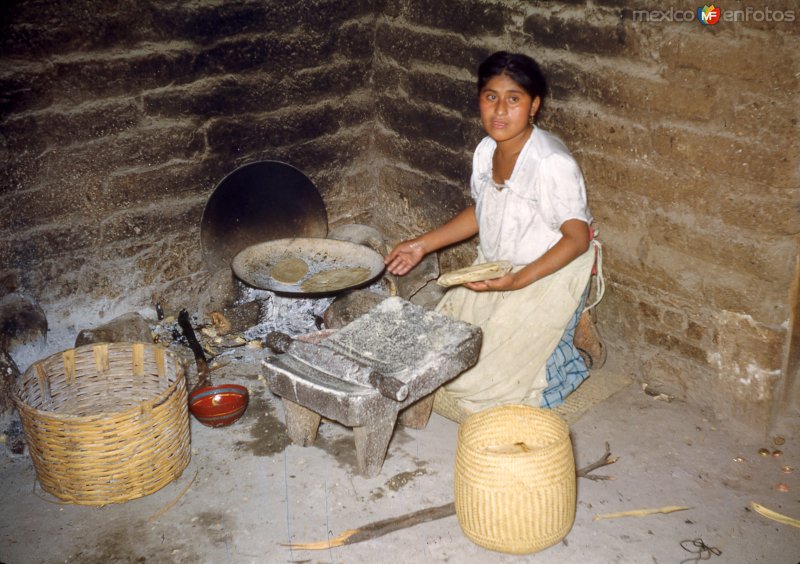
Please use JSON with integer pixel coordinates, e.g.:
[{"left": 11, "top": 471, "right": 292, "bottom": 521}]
[{"left": 509, "top": 96, "right": 519, "bottom": 104}]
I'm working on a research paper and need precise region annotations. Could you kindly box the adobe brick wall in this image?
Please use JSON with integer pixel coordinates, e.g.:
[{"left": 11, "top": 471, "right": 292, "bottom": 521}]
[
  {"left": 369, "top": 0, "right": 799, "bottom": 432},
  {"left": 1, "top": 0, "right": 378, "bottom": 317},
  {"left": 1, "top": 0, "right": 797, "bottom": 432}
]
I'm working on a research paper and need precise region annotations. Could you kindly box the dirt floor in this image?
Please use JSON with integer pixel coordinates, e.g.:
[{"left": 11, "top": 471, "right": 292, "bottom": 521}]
[{"left": 1, "top": 347, "right": 798, "bottom": 564}]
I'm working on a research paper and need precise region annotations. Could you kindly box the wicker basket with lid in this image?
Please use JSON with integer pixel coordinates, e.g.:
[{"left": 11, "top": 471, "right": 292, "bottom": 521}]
[{"left": 454, "top": 404, "right": 576, "bottom": 554}]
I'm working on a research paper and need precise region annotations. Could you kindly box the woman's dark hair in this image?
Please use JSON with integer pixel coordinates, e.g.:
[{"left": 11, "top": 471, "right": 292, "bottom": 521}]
[{"left": 477, "top": 51, "right": 548, "bottom": 100}]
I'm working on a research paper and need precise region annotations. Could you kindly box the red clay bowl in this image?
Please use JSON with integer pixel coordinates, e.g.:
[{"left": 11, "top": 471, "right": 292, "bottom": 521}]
[{"left": 188, "top": 384, "right": 249, "bottom": 428}]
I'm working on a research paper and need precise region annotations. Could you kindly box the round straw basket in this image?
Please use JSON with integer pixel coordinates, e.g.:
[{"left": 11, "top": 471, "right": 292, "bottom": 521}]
[
  {"left": 454, "top": 404, "right": 576, "bottom": 554},
  {"left": 13, "top": 342, "right": 191, "bottom": 506}
]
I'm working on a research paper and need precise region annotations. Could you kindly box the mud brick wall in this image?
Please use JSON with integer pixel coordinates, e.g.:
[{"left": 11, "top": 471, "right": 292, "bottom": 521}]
[
  {"left": 1, "top": 0, "right": 798, "bottom": 432},
  {"left": 371, "top": 0, "right": 799, "bottom": 432},
  {"left": 0, "top": 0, "right": 378, "bottom": 325}
]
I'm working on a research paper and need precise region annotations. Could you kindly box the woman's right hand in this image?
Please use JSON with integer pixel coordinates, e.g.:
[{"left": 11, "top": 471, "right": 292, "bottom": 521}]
[
  {"left": 384, "top": 239, "right": 427, "bottom": 276},
  {"left": 384, "top": 206, "right": 478, "bottom": 277}
]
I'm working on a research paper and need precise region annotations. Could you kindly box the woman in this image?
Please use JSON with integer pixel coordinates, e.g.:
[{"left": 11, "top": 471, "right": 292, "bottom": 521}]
[{"left": 385, "top": 51, "right": 597, "bottom": 419}]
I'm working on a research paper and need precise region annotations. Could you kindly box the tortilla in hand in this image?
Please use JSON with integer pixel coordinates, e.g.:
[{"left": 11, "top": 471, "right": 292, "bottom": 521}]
[{"left": 437, "top": 261, "right": 513, "bottom": 287}]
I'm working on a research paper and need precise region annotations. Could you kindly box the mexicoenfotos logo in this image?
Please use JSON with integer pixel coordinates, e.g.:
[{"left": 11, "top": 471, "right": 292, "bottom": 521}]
[
  {"left": 633, "top": 5, "right": 796, "bottom": 23},
  {"left": 697, "top": 4, "right": 721, "bottom": 25}
]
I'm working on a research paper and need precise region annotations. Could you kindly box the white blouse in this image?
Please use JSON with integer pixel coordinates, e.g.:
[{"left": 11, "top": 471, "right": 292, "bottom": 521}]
[{"left": 470, "top": 126, "right": 592, "bottom": 265}]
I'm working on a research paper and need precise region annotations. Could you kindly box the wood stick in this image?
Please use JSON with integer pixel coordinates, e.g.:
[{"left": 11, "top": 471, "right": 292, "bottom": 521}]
[
  {"left": 576, "top": 441, "right": 619, "bottom": 481},
  {"left": 750, "top": 502, "right": 800, "bottom": 528},
  {"left": 593, "top": 505, "right": 691, "bottom": 521},
  {"left": 284, "top": 502, "right": 456, "bottom": 550},
  {"left": 178, "top": 309, "right": 210, "bottom": 389},
  {"left": 286, "top": 442, "right": 621, "bottom": 550},
  {"left": 148, "top": 469, "right": 198, "bottom": 522}
]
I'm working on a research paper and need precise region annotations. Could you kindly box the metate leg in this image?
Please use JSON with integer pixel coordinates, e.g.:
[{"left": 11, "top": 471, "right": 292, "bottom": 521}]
[
  {"left": 398, "top": 393, "right": 435, "bottom": 429},
  {"left": 282, "top": 398, "right": 321, "bottom": 447},
  {"left": 353, "top": 412, "right": 399, "bottom": 477}
]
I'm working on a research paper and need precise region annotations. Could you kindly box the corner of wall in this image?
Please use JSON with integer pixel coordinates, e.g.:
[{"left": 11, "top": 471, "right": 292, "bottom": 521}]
[{"left": 770, "top": 236, "right": 800, "bottom": 432}]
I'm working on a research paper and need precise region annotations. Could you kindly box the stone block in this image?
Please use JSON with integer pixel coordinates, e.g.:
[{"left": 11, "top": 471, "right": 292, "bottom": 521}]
[
  {"left": 143, "top": 76, "right": 279, "bottom": 119},
  {"left": 3, "top": 222, "right": 102, "bottom": 269},
  {"left": 686, "top": 321, "right": 707, "bottom": 343},
  {"left": 0, "top": 150, "right": 38, "bottom": 195},
  {"left": 107, "top": 159, "right": 228, "bottom": 208},
  {"left": 712, "top": 311, "right": 786, "bottom": 374},
  {"left": 327, "top": 224, "right": 389, "bottom": 256},
  {"left": 401, "top": 0, "right": 507, "bottom": 37},
  {"left": 0, "top": 72, "right": 55, "bottom": 117},
  {"left": 378, "top": 96, "right": 470, "bottom": 151},
  {"left": 374, "top": 22, "right": 485, "bottom": 71},
  {"left": 658, "top": 32, "right": 796, "bottom": 88},
  {"left": 644, "top": 329, "right": 709, "bottom": 365},
  {"left": 195, "top": 32, "right": 334, "bottom": 76},
  {"left": 90, "top": 123, "right": 206, "bottom": 174},
  {"left": 323, "top": 290, "right": 387, "bottom": 330},
  {"left": 3, "top": 100, "right": 141, "bottom": 154},
  {"left": 662, "top": 310, "right": 685, "bottom": 331},
  {"left": 650, "top": 125, "right": 792, "bottom": 187},
  {"left": 206, "top": 102, "right": 347, "bottom": 158},
  {"left": 11, "top": 160, "right": 217, "bottom": 236},
  {"left": 589, "top": 232, "right": 672, "bottom": 292},
  {"left": 286, "top": 60, "right": 372, "bottom": 103},
  {"left": 581, "top": 153, "right": 800, "bottom": 237},
  {"left": 635, "top": 352, "right": 694, "bottom": 399},
  {"left": 524, "top": 13, "right": 629, "bottom": 56},
  {"left": 374, "top": 129, "right": 473, "bottom": 182},
  {"left": 547, "top": 62, "right": 717, "bottom": 124},
  {"left": 48, "top": 49, "right": 199, "bottom": 104},
  {"left": 376, "top": 164, "right": 470, "bottom": 230},
  {"left": 645, "top": 213, "right": 796, "bottom": 292},
  {"left": 0, "top": 0, "right": 151, "bottom": 57},
  {"left": 335, "top": 20, "right": 375, "bottom": 59},
  {"left": 74, "top": 311, "right": 153, "bottom": 347},
  {"left": 151, "top": 2, "right": 276, "bottom": 44},
  {"left": 605, "top": 232, "right": 788, "bottom": 323},
  {"left": 285, "top": 0, "right": 374, "bottom": 33},
  {"left": 638, "top": 301, "right": 660, "bottom": 322},
  {"left": 6, "top": 126, "right": 204, "bottom": 222},
  {"left": 405, "top": 70, "right": 478, "bottom": 118},
  {"left": 539, "top": 104, "right": 655, "bottom": 161},
  {"left": 0, "top": 293, "right": 48, "bottom": 370},
  {"left": 99, "top": 199, "right": 204, "bottom": 247},
  {"left": 713, "top": 85, "right": 797, "bottom": 146},
  {"left": 5, "top": 180, "right": 102, "bottom": 230}
]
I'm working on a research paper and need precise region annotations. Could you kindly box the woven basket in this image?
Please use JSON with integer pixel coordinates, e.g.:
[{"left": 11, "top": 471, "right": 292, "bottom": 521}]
[
  {"left": 13, "top": 342, "right": 191, "bottom": 506},
  {"left": 454, "top": 404, "right": 576, "bottom": 554}
]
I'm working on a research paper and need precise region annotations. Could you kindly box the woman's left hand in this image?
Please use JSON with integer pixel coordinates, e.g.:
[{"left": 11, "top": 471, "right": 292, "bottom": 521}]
[{"left": 463, "top": 271, "right": 522, "bottom": 292}]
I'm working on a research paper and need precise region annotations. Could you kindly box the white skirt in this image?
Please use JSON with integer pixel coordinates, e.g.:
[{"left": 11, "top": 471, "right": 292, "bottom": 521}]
[{"left": 436, "top": 247, "right": 594, "bottom": 414}]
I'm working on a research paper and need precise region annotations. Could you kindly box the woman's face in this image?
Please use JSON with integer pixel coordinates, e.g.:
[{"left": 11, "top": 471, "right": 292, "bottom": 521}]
[{"left": 478, "top": 73, "right": 540, "bottom": 144}]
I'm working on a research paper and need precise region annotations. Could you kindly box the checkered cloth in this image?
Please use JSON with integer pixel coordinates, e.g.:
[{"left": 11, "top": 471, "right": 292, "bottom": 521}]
[{"left": 541, "top": 287, "right": 589, "bottom": 408}]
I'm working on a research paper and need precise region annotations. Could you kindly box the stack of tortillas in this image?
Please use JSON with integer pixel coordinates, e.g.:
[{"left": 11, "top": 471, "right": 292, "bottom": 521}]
[{"left": 437, "top": 260, "right": 513, "bottom": 287}]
